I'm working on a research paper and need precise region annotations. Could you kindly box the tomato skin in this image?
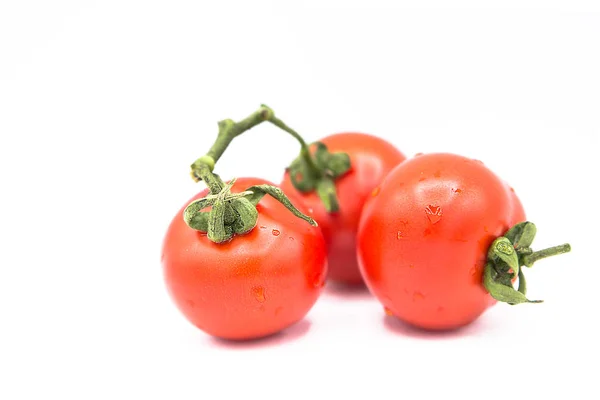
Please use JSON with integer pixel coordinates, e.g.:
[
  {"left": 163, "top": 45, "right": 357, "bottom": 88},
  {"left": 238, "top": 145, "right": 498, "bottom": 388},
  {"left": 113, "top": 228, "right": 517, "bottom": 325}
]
[
  {"left": 357, "top": 153, "right": 526, "bottom": 330},
  {"left": 280, "top": 133, "right": 406, "bottom": 284},
  {"left": 162, "top": 178, "right": 327, "bottom": 340}
]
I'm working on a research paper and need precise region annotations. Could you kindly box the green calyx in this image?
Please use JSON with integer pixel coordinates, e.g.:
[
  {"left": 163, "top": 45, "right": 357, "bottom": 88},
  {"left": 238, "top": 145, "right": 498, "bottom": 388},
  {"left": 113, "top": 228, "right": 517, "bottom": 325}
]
[
  {"left": 287, "top": 142, "right": 351, "bottom": 213},
  {"left": 483, "top": 221, "right": 572, "bottom": 305},
  {"left": 183, "top": 178, "right": 317, "bottom": 244}
]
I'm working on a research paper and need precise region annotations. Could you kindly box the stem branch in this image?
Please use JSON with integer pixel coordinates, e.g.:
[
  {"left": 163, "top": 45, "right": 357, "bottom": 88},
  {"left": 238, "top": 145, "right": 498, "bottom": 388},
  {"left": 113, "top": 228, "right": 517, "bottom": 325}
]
[{"left": 521, "top": 243, "right": 572, "bottom": 267}]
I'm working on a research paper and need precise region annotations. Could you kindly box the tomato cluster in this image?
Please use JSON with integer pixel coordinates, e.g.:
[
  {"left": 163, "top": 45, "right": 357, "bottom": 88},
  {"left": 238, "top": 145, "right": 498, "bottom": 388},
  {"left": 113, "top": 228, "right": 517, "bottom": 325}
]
[{"left": 161, "top": 106, "right": 570, "bottom": 340}]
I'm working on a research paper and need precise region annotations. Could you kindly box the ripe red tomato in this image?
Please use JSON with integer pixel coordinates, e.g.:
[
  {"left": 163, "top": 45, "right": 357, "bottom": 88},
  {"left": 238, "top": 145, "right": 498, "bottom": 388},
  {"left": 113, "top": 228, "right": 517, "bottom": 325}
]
[
  {"left": 357, "top": 153, "right": 526, "bottom": 330},
  {"left": 280, "top": 133, "right": 406, "bottom": 284},
  {"left": 162, "top": 177, "right": 327, "bottom": 340}
]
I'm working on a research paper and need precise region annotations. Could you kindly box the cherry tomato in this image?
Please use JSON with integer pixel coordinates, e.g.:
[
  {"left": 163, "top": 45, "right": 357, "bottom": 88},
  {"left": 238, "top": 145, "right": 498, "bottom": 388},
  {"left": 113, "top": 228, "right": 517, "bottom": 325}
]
[
  {"left": 357, "top": 153, "right": 526, "bottom": 330},
  {"left": 280, "top": 133, "right": 406, "bottom": 284},
  {"left": 162, "top": 177, "right": 327, "bottom": 340}
]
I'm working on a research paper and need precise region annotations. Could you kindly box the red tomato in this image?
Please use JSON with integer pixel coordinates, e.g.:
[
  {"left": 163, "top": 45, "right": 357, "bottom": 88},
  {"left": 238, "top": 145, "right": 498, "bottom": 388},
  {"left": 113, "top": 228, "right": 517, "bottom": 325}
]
[
  {"left": 162, "top": 177, "right": 327, "bottom": 340},
  {"left": 357, "top": 153, "right": 526, "bottom": 330},
  {"left": 280, "top": 133, "right": 406, "bottom": 284}
]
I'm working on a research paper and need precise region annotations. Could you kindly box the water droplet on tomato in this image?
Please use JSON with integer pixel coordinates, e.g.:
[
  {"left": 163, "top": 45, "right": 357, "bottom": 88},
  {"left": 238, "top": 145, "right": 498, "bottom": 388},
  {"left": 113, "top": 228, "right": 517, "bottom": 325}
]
[
  {"left": 288, "top": 236, "right": 295, "bottom": 241},
  {"left": 272, "top": 229, "right": 280, "bottom": 236},
  {"left": 408, "top": 264, "right": 415, "bottom": 269},
  {"left": 259, "top": 225, "right": 267, "bottom": 229},
  {"left": 452, "top": 188, "right": 462, "bottom": 194},
  {"left": 415, "top": 152, "right": 424, "bottom": 157},
  {"left": 418, "top": 177, "right": 427, "bottom": 182},
  {"left": 396, "top": 231, "right": 403, "bottom": 239},
  {"left": 384, "top": 307, "right": 394, "bottom": 316},
  {"left": 413, "top": 291, "right": 425, "bottom": 301},
  {"left": 252, "top": 286, "right": 266, "bottom": 303},
  {"left": 307, "top": 208, "right": 313, "bottom": 214},
  {"left": 371, "top": 187, "right": 380, "bottom": 197},
  {"left": 425, "top": 205, "right": 442, "bottom": 224},
  {"left": 510, "top": 187, "right": 515, "bottom": 193}
]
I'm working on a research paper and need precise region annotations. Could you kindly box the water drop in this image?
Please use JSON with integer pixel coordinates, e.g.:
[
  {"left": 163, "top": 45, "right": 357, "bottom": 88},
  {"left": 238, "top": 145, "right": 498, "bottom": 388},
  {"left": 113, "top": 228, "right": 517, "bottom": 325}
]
[
  {"left": 415, "top": 152, "right": 424, "bottom": 157},
  {"left": 272, "top": 229, "right": 281, "bottom": 236},
  {"left": 384, "top": 307, "right": 394, "bottom": 316},
  {"left": 288, "top": 236, "right": 295, "bottom": 241},
  {"left": 509, "top": 187, "right": 515, "bottom": 193},
  {"left": 413, "top": 291, "right": 425, "bottom": 301},
  {"left": 259, "top": 225, "right": 267, "bottom": 230},
  {"left": 308, "top": 208, "right": 314, "bottom": 214},
  {"left": 418, "top": 177, "right": 427, "bottom": 182},
  {"left": 252, "top": 286, "right": 266, "bottom": 303},
  {"left": 408, "top": 264, "right": 415, "bottom": 269},
  {"left": 396, "top": 231, "right": 403, "bottom": 239},
  {"left": 425, "top": 205, "right": 442, "bottom": 224},
  {"left": 371, "top": 187, "right": 380, "bottom": 197},
  {"left": 452, "top": 188, "right": 462, "bottom": 194}
]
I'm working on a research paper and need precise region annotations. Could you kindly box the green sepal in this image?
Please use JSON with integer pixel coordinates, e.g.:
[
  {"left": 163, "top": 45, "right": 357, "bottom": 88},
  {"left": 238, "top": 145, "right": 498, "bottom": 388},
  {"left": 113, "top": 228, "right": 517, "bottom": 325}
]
[
  {"left": 504, "top": 221, "right": 537, "bottom": 251},
  {"left": 287, "top": 151, "right": 320, "bottom": 192},
  {"left": 315, "top": 176, "right": 339, "bottom": 213},
  {"left": 483, "top": 262, "right": 541, "bottom": 305},
  {"left": 245, "top": 184, "right": 317, "bottom": 226},
  {"left": 223, "top": 203, "right": 237, "bottom": 225},
  {"left": 207, "top": 201, "right": 233, "bottom": 243},
  {"left": 313, "top": 142, "right": 351, "bottom": 178},
  {"left": 517, "top": 268, "right": 527, "bottom": 296},
  {"left": 286, "top": 142, "right": 350, "bottom": 214},
  {"left": 230, "top": 198, "right": 258, "bottom": 234},
  {"left": 185, "top": 211, "right": 209, "bottom": 232}
]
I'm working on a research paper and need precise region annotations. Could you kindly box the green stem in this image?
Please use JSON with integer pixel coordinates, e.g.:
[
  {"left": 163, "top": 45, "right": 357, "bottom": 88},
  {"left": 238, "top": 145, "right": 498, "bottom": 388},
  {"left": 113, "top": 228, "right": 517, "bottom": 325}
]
[
  {"left": 191, "top": 162, "right": 223, "bottom": 193},
  {"left": 268, "top": 114, "right": 321, "bottom": 177},
  {"left": 190, "top": 105, "right": 322, "bottom": 187},
  {"left": 206, "top": 107, "right": 272, "bottom": 163},
  {"left": 521, "top": 243, "right": 572, "bottom": 267}
]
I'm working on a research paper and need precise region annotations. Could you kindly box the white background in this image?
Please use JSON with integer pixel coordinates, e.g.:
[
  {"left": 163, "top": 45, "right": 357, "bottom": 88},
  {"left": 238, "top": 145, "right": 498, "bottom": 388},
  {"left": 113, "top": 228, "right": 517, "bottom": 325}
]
[{"left": 1, "top": 1, "right": 599, "bottom": 399}]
